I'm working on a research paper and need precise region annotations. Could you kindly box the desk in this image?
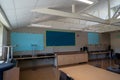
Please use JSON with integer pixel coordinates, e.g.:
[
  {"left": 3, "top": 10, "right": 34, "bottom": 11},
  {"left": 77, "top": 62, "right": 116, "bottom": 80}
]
[
  {"left": 4, "top": 67, "right": 19, "bottom": 80},
  {"left": 59, "top": 64, "right": 120, "bottom": 80},
  {"left": 88, "top": 51, "right": 110, "bottom": 67},
  {"left": 13, "top": 53, "right": 55, "bottom": 60},
  {"left": 14, "top": 55, "right": 55, "bottom": 60},
  {"left": 13, "top": 54, "right": 55, "bottom": 67},
  {"left": 89, "top": 51, "right": 110, "bottom": 55},
  {"left": 55, "top": 51, "right": 88, "bottom": 67},
  {"left": 0, "top": 63, "right": 15, "bottom": 80}
]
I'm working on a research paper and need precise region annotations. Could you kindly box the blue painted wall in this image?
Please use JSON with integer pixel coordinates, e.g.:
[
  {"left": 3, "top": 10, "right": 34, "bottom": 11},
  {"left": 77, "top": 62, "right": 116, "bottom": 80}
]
[
  {"left": 11, "top": 32, "right": 44, "bottom": 52},
  {"left": 46, "top": 31, "right": 75, "bottom": 46},
  {"left": 88, "top": 32, "right": 99, "bottom": 45}
]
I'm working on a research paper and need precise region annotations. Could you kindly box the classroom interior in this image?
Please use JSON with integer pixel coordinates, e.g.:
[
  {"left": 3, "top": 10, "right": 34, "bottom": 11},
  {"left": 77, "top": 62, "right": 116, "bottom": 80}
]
[{"left": 0, "top": 0, "right": 120, "bottom": 80}]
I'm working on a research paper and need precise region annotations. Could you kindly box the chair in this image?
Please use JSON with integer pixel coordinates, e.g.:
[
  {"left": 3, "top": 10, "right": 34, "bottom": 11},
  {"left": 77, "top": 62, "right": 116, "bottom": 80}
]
[
  {"left": 114, "top": 53, "right": 120, "bottom": 69},
  {"left": 60, "top": 71, "right": 73, "bottom": 80},
  {"left": 107, "top": 53, "right": 120, "bottom": 74}
]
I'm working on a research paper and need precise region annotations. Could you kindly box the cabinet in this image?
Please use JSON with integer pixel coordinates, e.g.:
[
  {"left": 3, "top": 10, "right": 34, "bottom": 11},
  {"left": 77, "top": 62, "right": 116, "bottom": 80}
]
[
  {"left": 3, "top": 67, "right": 19, "bottom": 80},
  {"left": 54, "top": 51, "right": 88, "bottom": 66}
]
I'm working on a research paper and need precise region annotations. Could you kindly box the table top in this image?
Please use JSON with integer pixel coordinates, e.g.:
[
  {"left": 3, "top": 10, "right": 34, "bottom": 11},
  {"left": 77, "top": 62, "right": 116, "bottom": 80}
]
[
  {"left": 55, "top": 51, "right": 87, "bottom": 55},
  {"left": 59, "top": 64, "right": 120, "bottom": 80},
  {"left": 14, "top": 55, "right": 55, "bottom": 60}
]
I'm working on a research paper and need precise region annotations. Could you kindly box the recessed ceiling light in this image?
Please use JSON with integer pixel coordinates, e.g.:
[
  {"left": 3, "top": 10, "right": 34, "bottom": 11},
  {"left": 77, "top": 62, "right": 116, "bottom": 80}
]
[{"left": 76, "top": 0, "right": 94, "bottom": 4}]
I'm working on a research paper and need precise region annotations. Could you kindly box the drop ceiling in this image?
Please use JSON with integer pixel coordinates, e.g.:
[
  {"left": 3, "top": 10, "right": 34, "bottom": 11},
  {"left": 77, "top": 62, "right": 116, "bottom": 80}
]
[{"left": 0, "top": 0, "right": 120, "bottom": 33}]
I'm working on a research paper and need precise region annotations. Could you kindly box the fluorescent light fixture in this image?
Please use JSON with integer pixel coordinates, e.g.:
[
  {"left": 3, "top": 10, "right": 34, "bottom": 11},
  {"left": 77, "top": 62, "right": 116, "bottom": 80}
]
[
  {"left": 0, "top": 13, "right": 9, "bottom": 27},
  {"left": 117, "top": 15, "right": 120, "bottom": 19},
  {"left": 0, "top": 8, "right": 11, "bottom": 29},
  {"left": 30, "top": 24, "right": 52, "bottom": 28},
  {"left": 77, "top": 0, "right": 94, "bottom": 4}
]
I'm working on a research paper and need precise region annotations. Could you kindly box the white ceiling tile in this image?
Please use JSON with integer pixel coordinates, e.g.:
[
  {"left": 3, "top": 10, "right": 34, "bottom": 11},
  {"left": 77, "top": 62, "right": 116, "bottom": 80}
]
[
  {"left": 8, "top": 17, "right": 17, "bottom": 28},
  {"left": 14, "top": 0, "right": 37, "bottom": 9},
  {"left": 16, "top": 9, "right": 32, "bottom": 17},
  {"left": 7, "top": 14, "right": 16, "bottom": 24},
  {"left": 36, "top": 0, "right": 73, "bottom": 8},
  {"left": 10, "top": 20, "right": 17, "bottom": 28},
  {"left": 18, "top": 17, "right": 31, "bottom": 22},
  {"left": 0, "top": 0, "right": 14, "bottom": 10},
  {"left": 4, "top": 10, "right": 16, "bottom": 17},
  {"left": 17, "top": 21, "right": 30, "bottom": 27},
  {"left": 16, "top": 16, "right": 31, "bottom": 26},
  {"left": 1, "top": 0, "right": 120, "bottom": 32},
  {"left": 16, "top": 14, "right": 32, "bottom": 24},
  {"left": 15, "top": 9, "right": 32, "bottom": 25}
]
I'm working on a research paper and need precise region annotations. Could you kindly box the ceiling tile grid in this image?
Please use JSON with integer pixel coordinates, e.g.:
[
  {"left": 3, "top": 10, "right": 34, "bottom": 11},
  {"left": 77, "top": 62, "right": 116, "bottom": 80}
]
[
  {"left": 0, "top": 0, "right": 14, "bottom": 10},
  {"left": 0, "top": 0, "right": 120, "bottom": 32},
  {"left": 14, "top": 0, "right": 37, "bottom": 9},
  {"left": 36, "top": 0, "right": 73, "bottom": 9}
]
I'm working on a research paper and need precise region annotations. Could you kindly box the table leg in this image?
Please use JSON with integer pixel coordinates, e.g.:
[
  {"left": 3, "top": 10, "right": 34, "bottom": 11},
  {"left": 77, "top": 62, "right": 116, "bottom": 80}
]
[
  {"left": 0, "top": 71, "right": 3, "bottom": 80},
  {"left": 95, "top": 54, "right": 101, "bottom": 68}
]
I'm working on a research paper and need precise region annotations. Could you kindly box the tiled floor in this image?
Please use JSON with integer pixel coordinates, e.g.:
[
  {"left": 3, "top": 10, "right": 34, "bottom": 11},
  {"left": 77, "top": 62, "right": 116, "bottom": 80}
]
[{"left": 20, "top": 59, "right": 118, "bottom": 80}]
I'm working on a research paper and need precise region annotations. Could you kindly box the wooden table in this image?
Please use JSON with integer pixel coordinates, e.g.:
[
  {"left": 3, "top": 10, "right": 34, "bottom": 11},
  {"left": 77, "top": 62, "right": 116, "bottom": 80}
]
[
  {"left": 13, "top": 55, "right": 55, "bottom": 67},
  {"left": 89, "top": 51, "right": 110, "bottom": 67},
  {"left": 14, "top": 56, "right": 55, "bottom": 60},
  {"left": 89, "top": 51, "right": 110, "bottom": 55},
  {"left": 59, "top": 64, "right": 120, "bottom": 80}
]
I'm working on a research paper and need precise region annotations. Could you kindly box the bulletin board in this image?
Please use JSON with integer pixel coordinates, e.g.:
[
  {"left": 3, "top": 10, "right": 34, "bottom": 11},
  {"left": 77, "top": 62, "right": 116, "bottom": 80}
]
[
  {"left": 46, "top": 31, "right": 75, "bottom": 46},
  {"left": 11, "top": 32, "right": 44, "bottom": 52},
  {"left": 88, "top": 32, "right": 99, "bottom": 45}
]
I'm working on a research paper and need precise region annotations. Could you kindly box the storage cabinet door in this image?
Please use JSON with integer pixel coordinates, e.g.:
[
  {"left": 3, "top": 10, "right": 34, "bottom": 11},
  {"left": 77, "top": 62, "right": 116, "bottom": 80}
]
[
  {"left": 4, "top": 67, "right": 19, "bottom": 80},
  {"left": 57, "top": 53, "right": 88, "bottom": 66},
  {"left": 79, "top": 54, "right": 88, "bottom": 62},
  {"left": 74, "top": 54, "right": 81, "bottom": 63},
  {"left": 57, "top": 55, "right": 68, "bottom": 66},
  {"left": 65, "top": 55, "right": 75, "bottom": 64}
]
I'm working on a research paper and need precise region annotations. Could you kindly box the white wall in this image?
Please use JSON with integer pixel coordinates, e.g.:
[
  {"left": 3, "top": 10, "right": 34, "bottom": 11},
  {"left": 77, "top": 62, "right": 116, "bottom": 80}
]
[
  {"left": 12, "top": 27, "right": 88, "bottom": 55},
  {"left": 111, "top": 31, "right": 120, "bottom": 53},
  {"left": 12, "top": 27, "right": 110, "bottom": 56}
]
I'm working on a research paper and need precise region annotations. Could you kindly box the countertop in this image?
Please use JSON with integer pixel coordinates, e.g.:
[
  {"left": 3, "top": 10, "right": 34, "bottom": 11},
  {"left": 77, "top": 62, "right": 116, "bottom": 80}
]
[{"left": 55, "top": 51, "right": 87, "bottom": 55}]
